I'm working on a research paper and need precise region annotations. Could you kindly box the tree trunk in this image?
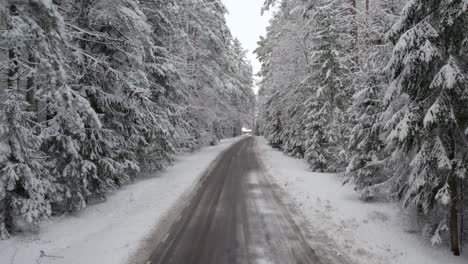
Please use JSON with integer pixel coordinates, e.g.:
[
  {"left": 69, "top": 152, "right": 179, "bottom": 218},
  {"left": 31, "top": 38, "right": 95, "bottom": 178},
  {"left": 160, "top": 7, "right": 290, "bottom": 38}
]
[
  {"left": 365, "top": 0, "right": 370, "bottom": 47},
  {"left": 349, "top": 0, "right": 358, "bottom": 65},
  {"left": 350, "top": 0, "right": 358, "bottom": 48},
  {"left": 1, "top": 4, "right": 20, "bottom": 240},
  {"left": 7, "top": 4, "right": 19, "bottom": 90},
  {"left": 26, "top": 54, "right": 36, "bottom": 113},
  {"left": 7, "top": 50, "right": 19, "bottom": 91},
  {"left": 0, "top": 197, "right": 10, "bottom": 240},
  {"left": 459, "top": 180, "right": 464, "bottom": 252},
  {"left": 449, "top": 174, "right": 460, "bottom": 256},
  {"left": 447, "top": 123, "right": 461, "bottom": 256}
]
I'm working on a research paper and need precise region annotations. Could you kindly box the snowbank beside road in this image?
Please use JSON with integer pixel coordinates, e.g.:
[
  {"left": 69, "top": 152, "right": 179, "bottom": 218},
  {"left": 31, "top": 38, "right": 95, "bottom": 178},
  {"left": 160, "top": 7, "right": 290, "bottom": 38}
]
[
  {"left": 256, "top": 137, "right": 467, "bottom": 264},
  {"left": 0, "top": 138, "right": 240, "bottom": 264}
]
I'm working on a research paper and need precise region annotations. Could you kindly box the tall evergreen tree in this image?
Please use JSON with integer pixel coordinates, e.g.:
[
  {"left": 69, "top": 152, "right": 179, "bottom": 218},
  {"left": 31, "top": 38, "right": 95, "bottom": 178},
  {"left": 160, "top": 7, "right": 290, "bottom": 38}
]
[
  {"left": 0, "top": 0, "right": 100, "bottom": 237},
  {"left": 256, "top": 0, "right": 312, "bottom": 153},
  {"left": 0, "top": 0, "right": 255, "bottom": 238},
  {"left": 302, "top": 0, "right": 353, "bottom": 172},
  {"left": 344, "top": 0, "right": 404, "bottom": 197},
  {"left": 258, "top": 0, "right": 468, "bottom": 253},
  {"left": 383, "top": 0, "right": 468, "bottom": 254},
  {"left": 0, "top": 3, "right": 50, "bottom": 237},
  {"left": 55, "top": 0, "right": 173, "bottom": 211}
]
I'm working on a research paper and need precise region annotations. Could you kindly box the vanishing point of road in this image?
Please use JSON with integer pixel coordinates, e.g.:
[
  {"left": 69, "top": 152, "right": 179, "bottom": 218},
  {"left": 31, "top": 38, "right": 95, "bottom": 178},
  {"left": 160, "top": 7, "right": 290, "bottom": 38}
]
[{"left": 147, "top": 137, "right": 323, "bottom": 264}]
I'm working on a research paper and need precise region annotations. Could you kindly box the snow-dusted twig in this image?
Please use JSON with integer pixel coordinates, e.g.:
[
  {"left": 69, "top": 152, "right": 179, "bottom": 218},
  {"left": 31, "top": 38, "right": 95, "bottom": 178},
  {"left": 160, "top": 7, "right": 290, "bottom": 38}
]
[{"left": 39, "top": 250, "right": 64, "bottom": 259}]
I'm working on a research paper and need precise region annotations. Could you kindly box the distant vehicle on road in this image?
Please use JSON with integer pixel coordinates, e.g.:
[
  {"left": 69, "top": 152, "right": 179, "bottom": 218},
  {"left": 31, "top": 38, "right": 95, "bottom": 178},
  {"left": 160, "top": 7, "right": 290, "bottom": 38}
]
[{"left": 241, "top": 127, "right": 252, "bottom": 136}]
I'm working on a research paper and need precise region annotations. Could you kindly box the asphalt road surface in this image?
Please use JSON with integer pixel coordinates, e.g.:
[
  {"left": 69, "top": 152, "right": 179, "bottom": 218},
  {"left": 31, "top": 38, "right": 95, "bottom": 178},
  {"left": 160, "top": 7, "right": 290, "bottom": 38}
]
[{"left": 147, "top": 137, "right": 323, "bottom": 264}]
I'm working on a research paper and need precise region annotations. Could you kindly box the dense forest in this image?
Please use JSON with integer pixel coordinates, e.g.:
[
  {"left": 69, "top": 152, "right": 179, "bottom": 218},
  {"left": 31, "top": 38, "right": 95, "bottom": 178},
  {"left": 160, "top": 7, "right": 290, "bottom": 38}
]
[
  {"left": 0, "top": 0, "right": 255, "bottom": 239},
  {"left": 2, "top": 0, "right": 468, "bottom": 258},
  {"left": 257, "top": 0, "right": 468, "bottom": 255}
]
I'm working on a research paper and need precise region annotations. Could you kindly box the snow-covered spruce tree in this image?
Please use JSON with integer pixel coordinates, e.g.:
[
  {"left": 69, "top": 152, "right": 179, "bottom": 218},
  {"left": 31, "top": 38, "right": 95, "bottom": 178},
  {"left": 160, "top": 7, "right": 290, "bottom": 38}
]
[
  {"left": 0, "top": 0, "right": 100, "bottom": 237},
  {"left": 202, "top": 0, "right": 255, "bottom": 139},
  {"left": 302, "top": 100, "right": 331, "bottom": 171},
  {"left": 189, "top": 0, "right": 254, "bottom": 140},
  {"left": 0, "top": 2, "right": 51, "bottom": 238},
  {"left": 228, "top": 39, "right": 256, "bottom": 132},
  {"left": 141, "top": 0, "right": 203, "bottom": 150},
  {"left": 178, "top": 0, "right": 223, "bottom": 145},
  {"left": 257, "top": 0, "right": 405, "bottom": 176},
  {"left": 0, "top": 0, "right": 254, "bottom": 238},
  {"left": 138, "top": 0, "right": 207, "bottom": 154},
  {"left": 344, "top": 0, "right": 404, "bottom": 196},
  {"left": 256, "top": 0, "right": 312, "bottom": 155},
  {"left": 257, "top": 0, "right": 362, "bottom": 171},
  {"left": 136, "top": 0, "right": 183, "bottom": 171},
  {"left": 276, "top": 6, "right": 313, "bottom": 158},
  {"left": 162, "top": 0, "right": 254, "bottom": 147},
  {"left": 383, "top": 0, "right": 468, "bottom": 254},
  {"left": 0, "top": 70, "right": 50, "bottom": 239},
  {"left": 301, "top": 0, "right": 353, "bottom": 172},
  {"left": 55, "top": 0, "right": 176, "bottom": 211},
  {"left": 7, "top": 0, "right": 103, "bottom": 214}
]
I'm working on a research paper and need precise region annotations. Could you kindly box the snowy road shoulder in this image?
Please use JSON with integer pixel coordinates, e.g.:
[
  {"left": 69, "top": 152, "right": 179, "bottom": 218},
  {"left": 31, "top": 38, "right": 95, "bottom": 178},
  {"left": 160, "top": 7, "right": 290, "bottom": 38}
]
[
  {"left": 0, "top": 138, "right": 240, "bottom": 264},
  {"left": 255, "top": 137, "right": 468, "bottom": 264}
]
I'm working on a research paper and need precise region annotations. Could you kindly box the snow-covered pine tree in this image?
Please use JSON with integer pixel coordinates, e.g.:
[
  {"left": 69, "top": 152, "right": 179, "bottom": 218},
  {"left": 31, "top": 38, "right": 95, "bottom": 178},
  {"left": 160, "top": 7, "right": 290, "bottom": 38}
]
[{"left": 384, "top": 0, "right": 468, "bottom": 254}]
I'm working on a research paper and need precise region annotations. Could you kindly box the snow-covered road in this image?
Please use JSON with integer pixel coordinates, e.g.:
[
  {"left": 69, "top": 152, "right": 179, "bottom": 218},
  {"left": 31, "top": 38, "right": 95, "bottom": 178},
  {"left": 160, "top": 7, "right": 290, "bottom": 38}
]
[
  {"left": 2, "top": 136, "right": 467, "bottom": 264},
  {"left": 145, "top": 137, "right": 339, "bottom": 264},
  {"left": 0, "top": 138, "right": 240, "bottom": 264}
]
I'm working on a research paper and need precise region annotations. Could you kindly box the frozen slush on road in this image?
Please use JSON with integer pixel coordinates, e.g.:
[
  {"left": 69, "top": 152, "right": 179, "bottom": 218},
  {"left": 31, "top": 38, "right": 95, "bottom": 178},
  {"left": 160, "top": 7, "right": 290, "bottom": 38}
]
[{"left": 143, "top": 137, "right": 339, "bottom": 264}]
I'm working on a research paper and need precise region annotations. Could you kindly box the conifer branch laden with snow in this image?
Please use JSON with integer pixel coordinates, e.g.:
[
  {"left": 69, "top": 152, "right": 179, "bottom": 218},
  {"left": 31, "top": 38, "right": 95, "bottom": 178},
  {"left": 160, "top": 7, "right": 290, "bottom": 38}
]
[
  {"left": 257, "top": 0, "right": 468, "bottom": 254},
  {"left": 0, "top": 0, "right": 255, "bottom": 238}
]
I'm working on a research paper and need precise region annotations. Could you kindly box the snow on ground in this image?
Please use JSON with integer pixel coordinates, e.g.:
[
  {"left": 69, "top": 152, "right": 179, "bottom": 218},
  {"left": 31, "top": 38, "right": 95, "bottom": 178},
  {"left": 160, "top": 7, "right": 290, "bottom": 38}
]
[
  {"left": 256, "top": 136, "right": 468, "bottom": 264},
  {"left": 0, "top": 138, "right": 240, "bottom": 264}
]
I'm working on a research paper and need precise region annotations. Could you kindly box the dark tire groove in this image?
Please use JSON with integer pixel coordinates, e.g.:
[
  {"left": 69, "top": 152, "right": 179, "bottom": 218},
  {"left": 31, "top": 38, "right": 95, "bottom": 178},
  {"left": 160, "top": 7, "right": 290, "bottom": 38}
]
[{"left": 147, "top": 137, "right": 324, "bottom": 264}]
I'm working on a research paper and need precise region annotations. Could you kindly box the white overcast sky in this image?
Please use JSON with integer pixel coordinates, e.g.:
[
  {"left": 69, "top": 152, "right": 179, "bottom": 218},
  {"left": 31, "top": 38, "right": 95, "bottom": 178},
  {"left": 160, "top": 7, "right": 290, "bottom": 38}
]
[{"left": 222, "top": 0, "right": 273, "bottom": 92}]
